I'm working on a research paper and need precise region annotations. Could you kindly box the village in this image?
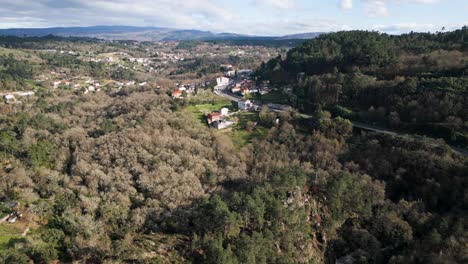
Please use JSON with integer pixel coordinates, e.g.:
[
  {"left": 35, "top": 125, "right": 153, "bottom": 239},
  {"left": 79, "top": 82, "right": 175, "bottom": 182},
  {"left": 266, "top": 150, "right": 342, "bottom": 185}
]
[
  {"left": 0, "top": 39, "right": 292, "bottom": 245},
  {"left": 1, "top": 40, "right": 290, "bottom": 136}
]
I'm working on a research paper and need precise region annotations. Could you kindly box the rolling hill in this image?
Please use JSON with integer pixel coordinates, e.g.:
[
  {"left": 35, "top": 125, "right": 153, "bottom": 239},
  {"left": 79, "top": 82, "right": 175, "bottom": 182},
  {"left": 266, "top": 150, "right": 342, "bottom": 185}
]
[{"left": 0, "top": 25, "right": 322, "bottom": 42}]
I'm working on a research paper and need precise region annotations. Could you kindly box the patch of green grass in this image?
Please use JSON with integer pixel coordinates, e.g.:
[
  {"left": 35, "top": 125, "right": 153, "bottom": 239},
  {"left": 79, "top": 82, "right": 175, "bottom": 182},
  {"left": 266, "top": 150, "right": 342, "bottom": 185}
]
[
  {"left": 228, "top": 126, "right": 268, "bottom": 148},
  {"left": 259, "top": 90, "right": 289, "bottom": 104},
  {"left": 184, "top": 100, "right": 269, "bottom": 148},
  {"left": 185, "top": 102, "right": 232, "bottom": 124},
  {"left": 0, "top": 224, "right": 23, "bottom": 250},
  {"left": 226, "top": 112, "right": 269, "bottom": 148}
]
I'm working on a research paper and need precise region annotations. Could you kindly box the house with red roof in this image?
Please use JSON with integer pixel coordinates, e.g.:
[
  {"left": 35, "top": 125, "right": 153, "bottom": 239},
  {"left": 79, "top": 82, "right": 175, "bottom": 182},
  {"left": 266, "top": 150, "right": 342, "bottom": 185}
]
[{"left": 172, "top": 90, "right": 183, "bottom": 98}]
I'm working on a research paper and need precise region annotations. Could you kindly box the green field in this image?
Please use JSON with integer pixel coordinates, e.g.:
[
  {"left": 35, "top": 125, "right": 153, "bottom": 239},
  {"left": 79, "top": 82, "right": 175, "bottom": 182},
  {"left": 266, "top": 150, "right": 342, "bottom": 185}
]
[
  {"left": 0, "top": 224, "right": 23, "bottom": 250},
  {"left": 184, "top": 103, "right": 268, "bottom": 148},
  {"left": 185, "top": 102, "right": 232, "bottom": 124},
  {"left": 225, "top": 112, "right": 269, "bottom": 148},
  {"left": 184, "top": 91, "right": 270, "bottom": 148},
  {"left": 258, "top": 90, "right": 289, "bottom": 104}
]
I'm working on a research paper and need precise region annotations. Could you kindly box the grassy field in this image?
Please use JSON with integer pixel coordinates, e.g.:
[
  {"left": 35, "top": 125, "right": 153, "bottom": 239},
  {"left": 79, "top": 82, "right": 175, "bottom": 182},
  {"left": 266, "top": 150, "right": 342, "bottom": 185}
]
[
  {"left": 185, "top": 102, "right": 232, "bottom": 124},
  {"left": 258, "top": 90, "right": 289, "bottom": 104},
  {"left": 183, "top": 92, "right": 269, "bottom": 148},
  {"left": 0, "top": 224, "right": 23, "bottom": 250},
  {"left": 225, "top": 112, "right": 269, "bottom": 148}
]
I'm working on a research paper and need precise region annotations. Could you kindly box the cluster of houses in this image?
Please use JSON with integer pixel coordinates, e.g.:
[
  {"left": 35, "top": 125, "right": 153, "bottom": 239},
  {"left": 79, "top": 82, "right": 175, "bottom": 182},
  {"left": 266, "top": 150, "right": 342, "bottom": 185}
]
[
  {"left": 221, "top": 65, "right": 254, "bottom": 79},
  {"left": 50, "top": 78, "right": 149, "bottom": 94},
  {"left": 206, "top": 107, "right": 235, "bottom": 129},
  {"left": 215, "top": 76, "right": 231, "bottom": 90},
  {"left": 229, "top": 78, "right": 271, "bottom": 96},
  {"left": 151, "top": 51, "right": 185, "bottom": 63},
  {"left": 231, "top": 79, "right": 257, "bottom": 95},
  {"left": 216, "top": 65, "right": 271, "bottom": 97},
  {"left": 84, "top": 51, "right": 162, "bottom": 73},
  {"left": 238, "top": 99, "right": 255, "bottom": 110},
  {"left": 171, "top": 83, "right": 196, "bottom": 98},
  {"left": 53, "top": 80, "right": 81, "bottom": 89}
]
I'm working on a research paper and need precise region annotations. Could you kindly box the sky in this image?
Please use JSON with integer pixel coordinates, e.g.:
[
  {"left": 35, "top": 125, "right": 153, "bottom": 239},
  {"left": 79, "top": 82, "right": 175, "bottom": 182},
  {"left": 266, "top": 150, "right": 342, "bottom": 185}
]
[{"left": 0, "top": 0, "right": 466, "bottom": 35}]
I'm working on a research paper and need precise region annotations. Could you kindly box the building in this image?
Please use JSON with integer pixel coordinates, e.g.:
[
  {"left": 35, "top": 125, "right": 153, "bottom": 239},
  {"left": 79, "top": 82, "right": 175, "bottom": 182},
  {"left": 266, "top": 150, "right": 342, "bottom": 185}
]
[
  {"left": 212, "top": 120, "right": 234, "bottom": 130},
  {"left": 207, "top": 112, "right": 222, "bottom": 124},
  {"left": 240, "top": 87, "right": 250, "bottom": 96},
  {"left": 172, "top": 90, "right": 183, "bottom": 98},
  {"left": 220, "top": 64, "right": 234, "bottom": 70},
  {"left": 3, "top": 95, "right": 16, "bottom": 104},
  {"left": 225, "top": 70, "right": 236, "bottom": 77},
  {"left": 216, "top": 77, "right": 230, "bottom": 87},
  {"left": 231, "top": 86, "right": 241, "bottom": 93},
  {"left": 238, "top": 100, "right": 252, "bottom": 110},
  {"left": 220, "top": 108, "right": 229, "bottom": 116}
]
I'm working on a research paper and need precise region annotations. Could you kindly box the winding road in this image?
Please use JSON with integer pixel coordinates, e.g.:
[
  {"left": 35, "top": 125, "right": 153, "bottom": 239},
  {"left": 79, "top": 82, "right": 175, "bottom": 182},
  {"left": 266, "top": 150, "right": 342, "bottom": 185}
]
[{"left": 215, "top": 89, "right": 468, "bottom": 157}]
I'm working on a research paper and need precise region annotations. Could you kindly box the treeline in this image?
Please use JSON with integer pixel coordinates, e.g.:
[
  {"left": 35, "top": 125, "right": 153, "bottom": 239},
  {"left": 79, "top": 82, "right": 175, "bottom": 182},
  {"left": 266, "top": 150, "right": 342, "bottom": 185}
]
[
  {"left": 169, "top": 56, "right": 254, "bottom": 77},
  {"left": 206, "top": 38, "right": 306, "bottom": 48},
  {"left": 257, "top": 27, "right": 468, "bottom": 147},
  {"left": 0, "top": 35, "right": 101, "bottom": 50}
]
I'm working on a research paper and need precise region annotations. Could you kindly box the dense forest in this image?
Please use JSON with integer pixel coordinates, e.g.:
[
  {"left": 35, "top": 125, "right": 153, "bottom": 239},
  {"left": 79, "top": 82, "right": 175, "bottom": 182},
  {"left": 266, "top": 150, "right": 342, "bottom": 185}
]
[
  {"left": 0, "top": 29, "right": 466, "bottom": 263},
  {"left": 0, "top": 85, "right": 466, "bottom": 263},
  {"left": 257, "top": 27, "right": 468, "bottom": 148}
]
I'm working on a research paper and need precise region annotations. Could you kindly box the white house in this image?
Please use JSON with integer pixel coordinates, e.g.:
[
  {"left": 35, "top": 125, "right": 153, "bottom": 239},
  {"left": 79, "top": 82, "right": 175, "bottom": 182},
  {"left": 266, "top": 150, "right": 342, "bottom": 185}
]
[
  {"left": 216, "top": 77, "right": 230, "bottom": 87},
  {"left": 225, "top": 70, "right": 236, "bottom": 77},
  {"left": 238, "top": 100, "right": 252, "bottom": 110},
  {"left": 3, "top": 95, "right": 16, "bottom": 104},
  {"left": 220, "top": 108, "right": 229, "bottom": 116},
  {"left": 213, "top": 120, "right": 234, "bottom": 130}
]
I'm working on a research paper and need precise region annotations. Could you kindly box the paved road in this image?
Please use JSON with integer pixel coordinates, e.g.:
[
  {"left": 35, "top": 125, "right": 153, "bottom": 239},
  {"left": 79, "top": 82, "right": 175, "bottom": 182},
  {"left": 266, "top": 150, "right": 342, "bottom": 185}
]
[
  {"left": 351, "top": 121, "right": 468, "bottom": 157},
  {"left": 215, "top": 89, "right": 467, "bottom": 157},
  {"left": 214, "top": 90, "right": 243, "bottom": 103},
  {"left": 215, "top": 90, "right": 262, "bottom": 109}
]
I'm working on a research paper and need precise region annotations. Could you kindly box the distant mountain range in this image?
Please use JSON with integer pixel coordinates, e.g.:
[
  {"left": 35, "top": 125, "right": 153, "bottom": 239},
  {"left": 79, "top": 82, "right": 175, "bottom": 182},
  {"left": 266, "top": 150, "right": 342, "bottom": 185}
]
[{"left": 0, "top": 26, "right": 323, "bottom": 42}]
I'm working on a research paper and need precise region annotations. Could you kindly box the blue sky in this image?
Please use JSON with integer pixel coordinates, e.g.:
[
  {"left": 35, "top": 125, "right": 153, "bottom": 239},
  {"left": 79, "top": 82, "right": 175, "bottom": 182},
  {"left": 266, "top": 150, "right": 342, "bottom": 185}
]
[{"left": 0, "top": 0, "right": 466, "bottom": 35}]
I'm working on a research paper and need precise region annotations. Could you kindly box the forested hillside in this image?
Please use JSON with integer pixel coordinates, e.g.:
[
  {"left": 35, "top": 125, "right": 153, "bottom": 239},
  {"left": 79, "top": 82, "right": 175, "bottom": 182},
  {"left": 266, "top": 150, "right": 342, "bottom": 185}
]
[
  {"left": 0, "top": 30, "right": 466, "bottom": 263},
  {"left": 0, "top": 86, "right": 466, "bottom": 263},
  {"left": 257, "top": 27, "right": 468, "bottom": 148}
]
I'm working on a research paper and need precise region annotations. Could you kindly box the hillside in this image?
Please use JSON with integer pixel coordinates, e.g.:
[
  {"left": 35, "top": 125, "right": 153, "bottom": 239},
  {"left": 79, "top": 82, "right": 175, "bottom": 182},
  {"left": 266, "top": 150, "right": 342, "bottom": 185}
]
[
  {"left": 0, "top": 30, "right": 466, "bottom": 263},
  {"left": 0, "top": 25, "right": 322, "bottom": 42},
  {"left": 257, "top": 27, "right": 468, "bottom": 148}
]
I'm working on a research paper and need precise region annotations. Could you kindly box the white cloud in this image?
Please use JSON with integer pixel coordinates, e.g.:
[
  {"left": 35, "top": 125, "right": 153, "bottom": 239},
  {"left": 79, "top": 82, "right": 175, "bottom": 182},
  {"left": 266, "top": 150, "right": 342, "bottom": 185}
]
[
  {"left": 340, "top": 0, "right": 353, "bottom": 9},
  {"left": 340, "top": 0, "right": 442, "bottom": 17},
  {"left": 0, "top": 0, "right": 463, "bottom": 36},
  {"left": 253, "top": 0, "right": 296, "bottom": 9},
  {"left": 364, "top": 0, "right": 388, "bottom": 17},
  {"left": 0, "top": 0, "right": 235, "bottom": 30}
]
